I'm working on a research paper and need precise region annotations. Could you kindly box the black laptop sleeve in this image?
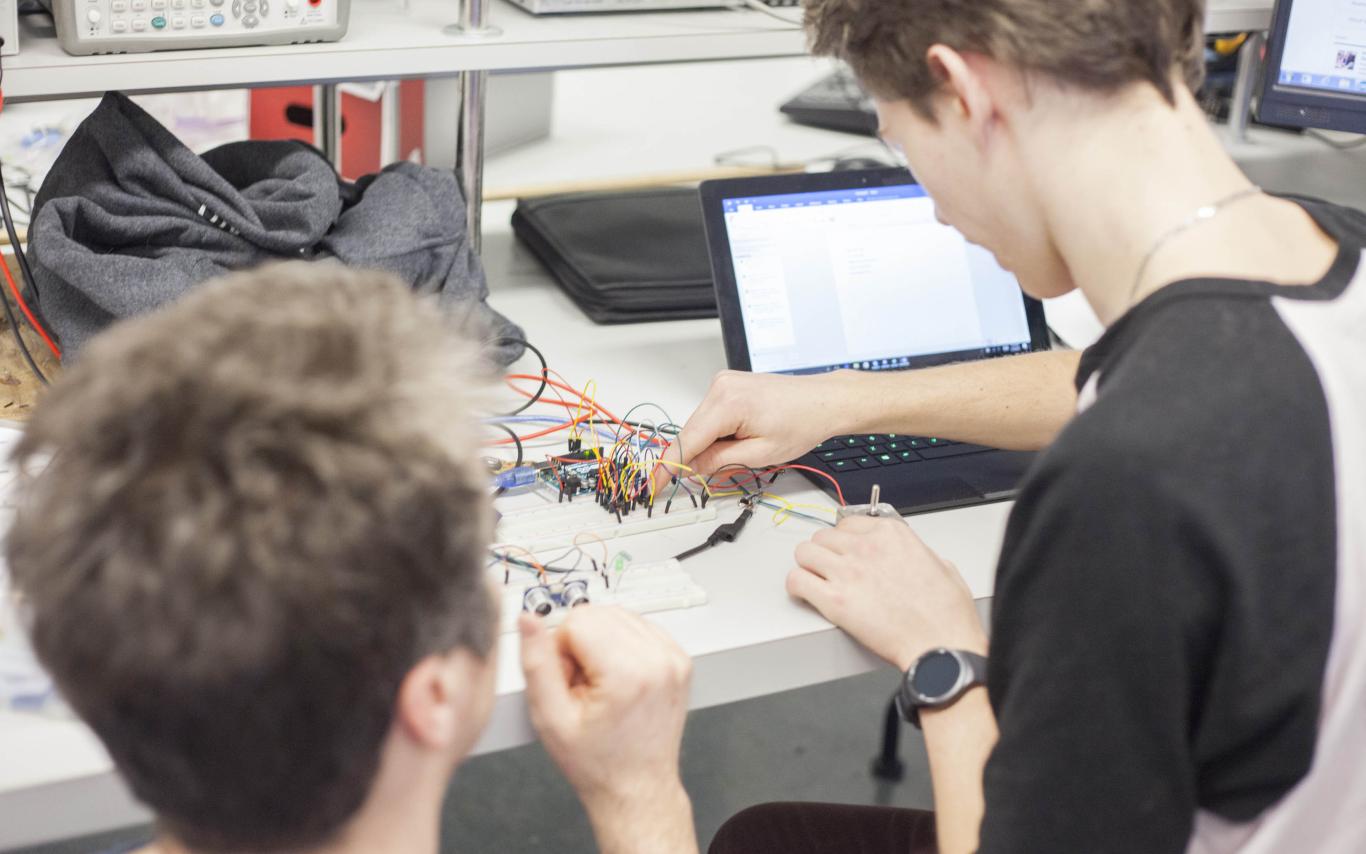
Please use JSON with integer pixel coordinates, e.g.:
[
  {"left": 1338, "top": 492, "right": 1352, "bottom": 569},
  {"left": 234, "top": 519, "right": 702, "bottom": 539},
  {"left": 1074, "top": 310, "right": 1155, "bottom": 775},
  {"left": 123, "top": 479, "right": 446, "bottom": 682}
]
[{"left": 510, "top": 187, "right": 718, "bottom": 324}]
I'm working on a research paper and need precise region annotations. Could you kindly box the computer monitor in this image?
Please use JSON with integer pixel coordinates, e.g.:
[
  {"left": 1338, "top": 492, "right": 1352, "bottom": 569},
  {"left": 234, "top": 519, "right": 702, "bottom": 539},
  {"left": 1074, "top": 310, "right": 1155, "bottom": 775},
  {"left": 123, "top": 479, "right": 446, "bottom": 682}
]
[{"left": 1260, "top": 0, "right": 1366, "bottom": 133}]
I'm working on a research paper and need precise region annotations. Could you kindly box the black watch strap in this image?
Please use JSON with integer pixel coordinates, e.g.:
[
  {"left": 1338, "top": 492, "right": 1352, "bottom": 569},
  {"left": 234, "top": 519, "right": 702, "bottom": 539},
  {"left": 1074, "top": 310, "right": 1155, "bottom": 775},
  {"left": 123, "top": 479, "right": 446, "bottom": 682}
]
[{"left": 895, "top": 648, "right": 988, "bottom": 729}]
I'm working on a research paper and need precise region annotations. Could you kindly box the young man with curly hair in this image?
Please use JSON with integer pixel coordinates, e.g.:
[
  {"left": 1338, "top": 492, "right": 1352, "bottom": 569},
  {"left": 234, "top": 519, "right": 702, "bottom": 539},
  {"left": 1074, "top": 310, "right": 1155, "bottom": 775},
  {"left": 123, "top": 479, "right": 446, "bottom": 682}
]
[{"left": 7, "top": 264, "right": 699, "bottom": 854}]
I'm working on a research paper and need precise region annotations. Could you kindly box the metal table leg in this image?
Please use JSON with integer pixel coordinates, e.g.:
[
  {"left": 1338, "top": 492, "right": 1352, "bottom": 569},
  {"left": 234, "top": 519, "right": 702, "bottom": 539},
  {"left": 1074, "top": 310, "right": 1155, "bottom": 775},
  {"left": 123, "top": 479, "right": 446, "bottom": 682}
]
[
  {"left": 457, "top": 70, "right": 489, "bottom": 255},
  {"left": 1229, "top": 31, "right": 1266, "bottom": 143},
  {"left": 313, "top": 83, "right": 343, "bottom": 170},
  {"left": 446, "top": 0, "right": 502, "bottom": 255},
  {"left": 380, "top": 82, "right": 402, "bottom": 167}
]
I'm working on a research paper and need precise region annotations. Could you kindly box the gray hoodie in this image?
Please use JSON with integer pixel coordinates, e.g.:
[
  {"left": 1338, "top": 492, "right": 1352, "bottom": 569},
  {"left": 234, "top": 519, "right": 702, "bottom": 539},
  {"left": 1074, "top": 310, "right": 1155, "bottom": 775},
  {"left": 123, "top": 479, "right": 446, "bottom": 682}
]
[{"left": 28, "top": 92, "right": 522, "bottom": 362}]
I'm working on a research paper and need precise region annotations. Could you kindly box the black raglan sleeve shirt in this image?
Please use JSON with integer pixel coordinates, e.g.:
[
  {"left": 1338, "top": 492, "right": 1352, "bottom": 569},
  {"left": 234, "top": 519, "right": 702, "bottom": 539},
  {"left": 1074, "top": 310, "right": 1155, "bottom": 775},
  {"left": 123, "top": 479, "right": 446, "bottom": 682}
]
[{"left": 975, "top": 247, "right": 1344, "bottom": 853}]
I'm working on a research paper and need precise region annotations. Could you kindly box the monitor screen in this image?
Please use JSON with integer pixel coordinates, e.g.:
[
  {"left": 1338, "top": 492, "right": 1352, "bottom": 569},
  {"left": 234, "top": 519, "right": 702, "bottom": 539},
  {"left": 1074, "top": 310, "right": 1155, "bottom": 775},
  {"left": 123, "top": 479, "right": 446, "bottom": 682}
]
[
  {"left": 718, "top": 183, "right": 1035, "bottom": 376},
  {"left": 1261, "top": 0, "right": 1366, "bottom": 132}
]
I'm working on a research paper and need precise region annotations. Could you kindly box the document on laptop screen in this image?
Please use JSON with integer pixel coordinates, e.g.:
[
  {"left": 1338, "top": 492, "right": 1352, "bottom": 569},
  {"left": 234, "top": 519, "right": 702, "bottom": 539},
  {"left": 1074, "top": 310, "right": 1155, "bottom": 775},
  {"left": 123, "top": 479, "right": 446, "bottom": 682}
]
[{"left": 720, "top": 184, "right": 1033, "bottom": 375}]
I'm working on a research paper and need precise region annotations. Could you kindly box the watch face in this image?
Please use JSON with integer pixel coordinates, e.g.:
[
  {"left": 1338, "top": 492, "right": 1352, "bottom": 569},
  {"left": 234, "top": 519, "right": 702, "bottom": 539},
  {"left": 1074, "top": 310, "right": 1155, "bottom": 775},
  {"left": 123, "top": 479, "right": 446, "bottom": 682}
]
[{"left": 911, "top": 650, "right": 962, "bottom": 700}]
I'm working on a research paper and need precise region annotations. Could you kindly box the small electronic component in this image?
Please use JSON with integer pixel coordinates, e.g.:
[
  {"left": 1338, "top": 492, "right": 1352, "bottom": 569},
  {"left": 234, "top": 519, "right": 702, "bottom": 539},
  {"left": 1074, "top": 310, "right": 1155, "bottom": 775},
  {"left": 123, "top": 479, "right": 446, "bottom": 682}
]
[
  {"left": 560, "top": 580, "right": 591, "bottom": 609},
  {"left": 496, "top": 558, "right": 707, "bottom": 630},
  {"left": 493, "top": 466, "right": 540, "bottom": 491},
  {"left": 537, "top": 449, "right": 603, "bottom": 500},
  {"left": 45, "top": 0, "right": 349, "bottom": 56},
  {"left": 521, "top": 580, "right": 590, "bottom": 615},
  {"left": 522, "top": 585, "right": 555, "bottom": 616},
  {"left": 836, "top": 484, "right": 900, "bottom": 521},
  {"left": 674, "top": 498, "right": 756, "bottom": 561}
]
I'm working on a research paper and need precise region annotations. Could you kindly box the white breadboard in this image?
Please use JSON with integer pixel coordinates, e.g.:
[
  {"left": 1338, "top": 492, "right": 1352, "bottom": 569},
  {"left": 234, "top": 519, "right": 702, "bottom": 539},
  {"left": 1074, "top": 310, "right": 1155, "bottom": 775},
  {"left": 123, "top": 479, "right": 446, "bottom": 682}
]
[
  {"left": 493, "top": 557, "right": 707, "bottom": 632},
  {"left": 494, "top": 499, "right": 717, "bottom": 553}
]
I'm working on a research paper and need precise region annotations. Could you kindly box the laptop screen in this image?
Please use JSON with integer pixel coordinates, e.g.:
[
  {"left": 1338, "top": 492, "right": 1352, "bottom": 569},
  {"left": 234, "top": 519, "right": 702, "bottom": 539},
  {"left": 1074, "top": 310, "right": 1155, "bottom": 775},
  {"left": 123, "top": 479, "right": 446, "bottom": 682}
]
[{"left": 718, "top": 182, "right": 1035, "bottom": 375}]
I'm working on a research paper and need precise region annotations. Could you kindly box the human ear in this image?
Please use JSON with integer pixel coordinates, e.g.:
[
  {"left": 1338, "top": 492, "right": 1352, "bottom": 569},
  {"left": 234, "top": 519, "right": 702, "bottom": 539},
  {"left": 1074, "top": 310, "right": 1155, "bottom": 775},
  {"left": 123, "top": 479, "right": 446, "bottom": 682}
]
[
  {"left": 393, "top": 650, "right": 487, "bottom": 750},
  {"left": 925, "top": 45, "right": 996, "bottom": 147}
]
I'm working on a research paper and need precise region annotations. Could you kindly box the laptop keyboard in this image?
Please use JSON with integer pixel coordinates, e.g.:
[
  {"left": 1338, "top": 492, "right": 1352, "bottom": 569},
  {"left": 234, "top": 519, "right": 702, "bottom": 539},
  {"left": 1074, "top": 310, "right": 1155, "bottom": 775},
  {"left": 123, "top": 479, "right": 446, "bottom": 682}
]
[{"left": 810, "top": 434, "right": 993, "bottom": 473}]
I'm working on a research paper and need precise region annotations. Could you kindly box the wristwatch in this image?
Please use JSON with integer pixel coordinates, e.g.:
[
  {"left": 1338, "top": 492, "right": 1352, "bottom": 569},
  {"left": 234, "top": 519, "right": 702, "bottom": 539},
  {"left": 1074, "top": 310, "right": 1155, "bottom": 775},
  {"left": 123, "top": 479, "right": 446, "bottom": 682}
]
[{"left": 895, "top": 647, "right": 988, "bottom": 728}]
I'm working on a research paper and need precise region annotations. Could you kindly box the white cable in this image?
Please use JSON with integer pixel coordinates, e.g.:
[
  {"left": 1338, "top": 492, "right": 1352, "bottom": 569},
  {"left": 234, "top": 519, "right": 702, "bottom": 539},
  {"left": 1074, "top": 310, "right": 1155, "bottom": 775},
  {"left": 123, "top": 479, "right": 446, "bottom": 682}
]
[{"left": 735, "top": 0, "right": 803, "bottom": 27}]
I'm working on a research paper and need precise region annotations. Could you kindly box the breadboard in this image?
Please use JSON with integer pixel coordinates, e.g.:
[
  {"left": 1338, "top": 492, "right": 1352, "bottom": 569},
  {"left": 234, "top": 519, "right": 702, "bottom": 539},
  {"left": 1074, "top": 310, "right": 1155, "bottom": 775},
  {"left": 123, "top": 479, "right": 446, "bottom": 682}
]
[
  {"left": 494, "top": 499, "right": 717, "bottom": 553},
  {"left": 494, "top": 557, "right": 707, "bottom": 632}
]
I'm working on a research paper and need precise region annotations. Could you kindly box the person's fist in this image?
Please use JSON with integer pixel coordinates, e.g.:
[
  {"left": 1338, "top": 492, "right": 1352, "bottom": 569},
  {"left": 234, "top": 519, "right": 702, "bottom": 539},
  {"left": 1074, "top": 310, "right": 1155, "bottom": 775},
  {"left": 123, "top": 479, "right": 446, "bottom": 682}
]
[{"left": 519, "top": 606, "right": 692, "bottom": 806}]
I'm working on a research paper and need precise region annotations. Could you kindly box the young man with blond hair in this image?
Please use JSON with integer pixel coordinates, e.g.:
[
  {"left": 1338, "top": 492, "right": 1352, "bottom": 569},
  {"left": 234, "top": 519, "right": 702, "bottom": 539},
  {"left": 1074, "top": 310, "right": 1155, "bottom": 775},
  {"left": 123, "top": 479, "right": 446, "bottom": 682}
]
[{"left": 7, "top": 264, "right": 699, "bottom": 854}]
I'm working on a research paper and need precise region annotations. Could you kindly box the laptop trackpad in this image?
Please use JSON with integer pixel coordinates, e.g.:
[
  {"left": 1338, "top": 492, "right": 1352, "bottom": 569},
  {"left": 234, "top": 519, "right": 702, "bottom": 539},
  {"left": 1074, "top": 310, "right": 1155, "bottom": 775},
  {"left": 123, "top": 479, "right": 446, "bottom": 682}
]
[
  {"left": 958, "top": 451, "right": 1034, "bottom": 499},
  {"left": 887, "top": 475, "right": 981, "bottom": 510}
]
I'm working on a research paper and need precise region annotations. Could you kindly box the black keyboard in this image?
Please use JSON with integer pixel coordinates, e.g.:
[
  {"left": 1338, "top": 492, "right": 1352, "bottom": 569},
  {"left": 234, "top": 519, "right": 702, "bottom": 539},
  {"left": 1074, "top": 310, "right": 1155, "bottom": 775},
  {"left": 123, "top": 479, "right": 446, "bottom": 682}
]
[
  {"left": 779, "top": 68, "right": 879, "bottom": 137},
  {"left": 810, "top": 434, "right": 994, "bottom": 473}
]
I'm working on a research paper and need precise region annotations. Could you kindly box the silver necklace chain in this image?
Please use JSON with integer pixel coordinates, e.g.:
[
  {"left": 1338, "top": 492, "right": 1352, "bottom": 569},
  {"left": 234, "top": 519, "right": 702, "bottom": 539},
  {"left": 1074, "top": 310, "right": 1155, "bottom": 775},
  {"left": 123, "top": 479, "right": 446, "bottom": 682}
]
[{"left": 1128, "top": 185, "right": 1263, "bottom": 306}]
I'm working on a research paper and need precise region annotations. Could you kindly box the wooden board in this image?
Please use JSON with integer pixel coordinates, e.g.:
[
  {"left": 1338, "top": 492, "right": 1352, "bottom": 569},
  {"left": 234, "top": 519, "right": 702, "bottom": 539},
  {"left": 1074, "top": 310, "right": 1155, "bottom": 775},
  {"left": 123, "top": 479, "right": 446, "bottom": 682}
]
[
  {"left": 0, "top": 252, "right": 62, "bottom": 420},
  {"left": 0, "top": 315, "right": 60, "bottom": 420}
]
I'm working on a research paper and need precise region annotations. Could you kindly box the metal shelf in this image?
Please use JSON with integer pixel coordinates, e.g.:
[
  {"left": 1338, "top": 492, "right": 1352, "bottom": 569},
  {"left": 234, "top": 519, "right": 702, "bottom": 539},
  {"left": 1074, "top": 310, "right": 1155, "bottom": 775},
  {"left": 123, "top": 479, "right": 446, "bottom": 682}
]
[
  {"left": 1206, "top": 0, "right": 1274, "bottom": 34},
  {"left": 4, "top": 0, "right": 1271, "bottom": 103},
  {"left": 3, "top": 0, "right": 806, "bottom": 102}
]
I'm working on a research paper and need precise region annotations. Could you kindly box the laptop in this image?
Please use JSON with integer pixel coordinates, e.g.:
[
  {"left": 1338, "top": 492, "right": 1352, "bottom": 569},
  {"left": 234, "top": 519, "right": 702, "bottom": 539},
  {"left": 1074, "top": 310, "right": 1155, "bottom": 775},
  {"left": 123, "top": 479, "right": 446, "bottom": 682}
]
[{"left": 698, "top": 168, "right": 1051, "bottom": 515}]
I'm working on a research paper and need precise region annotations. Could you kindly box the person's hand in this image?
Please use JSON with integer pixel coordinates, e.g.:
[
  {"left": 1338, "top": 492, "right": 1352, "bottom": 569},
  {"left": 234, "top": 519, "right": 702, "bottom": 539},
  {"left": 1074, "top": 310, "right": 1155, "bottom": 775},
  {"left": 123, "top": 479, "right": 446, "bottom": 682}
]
[
  {"left": 651, "top": 369, "right": 863, "bottom": 492},
  {"left": 519, "top": 606, "right": 697, "bottom": 853},
  {"left": 789, "top": 514, "right": 987, "bottom": 670}
]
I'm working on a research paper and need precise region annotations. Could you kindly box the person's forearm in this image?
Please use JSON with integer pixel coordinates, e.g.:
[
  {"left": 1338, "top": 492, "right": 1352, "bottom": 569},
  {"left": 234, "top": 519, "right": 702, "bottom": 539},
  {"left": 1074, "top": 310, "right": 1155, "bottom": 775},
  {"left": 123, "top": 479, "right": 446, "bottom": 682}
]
[
  {"left": 583, "top": 780, "right": 699, "bottom": 854},
  {"left": 835, "top": 350, "right": 1081, "bottom": 451},
  {"left": 920, "top": 688, "right": 999, "bottom": 854}
]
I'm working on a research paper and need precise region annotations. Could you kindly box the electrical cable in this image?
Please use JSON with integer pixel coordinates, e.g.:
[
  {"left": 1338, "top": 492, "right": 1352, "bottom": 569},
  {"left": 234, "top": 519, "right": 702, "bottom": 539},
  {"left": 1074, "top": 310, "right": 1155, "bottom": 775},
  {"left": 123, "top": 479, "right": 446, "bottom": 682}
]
[
  {"left": 496, "top": 337, "right": 548, "bottom": 417},
  {"left": 736, "top": 0, "right": 802, "bottom": 26},
  {"left": 488, "top": 422, "right": 524, "bottom": 497},
  {"left": 754, "top": 497, "right": 836, "bottom": 527},
  {"left": 486, "top": 416, "right": 632, "bottom": 449},
  {"left": 1306, "top": 129, "right": 1366, "bottom": 150},
  {"left": 0, "top": 234, "right": 60, "bottom": 359},
  {"left": 489, "top": 423, "right": 524, "bottom": 468},
  {"left": 0, "top": 257, "right": 45, "bottom": 385},
  {"left": 674, "top": 499, "right": 756, "bottom": 561},
  {"left": 492, "top": 550, "right": 589, "bottom": 576},
  {"left": 1, "top": 165, "right": 34, "bottom": 220},
  {"left": 705, "top": 463, "right": 764, "bottom": 496},
  {"left": 503, "top": 373, "right": 670, "bottom": 447},
  {"left": 0, "top": 48, "right": 57, "bottom": 386}
]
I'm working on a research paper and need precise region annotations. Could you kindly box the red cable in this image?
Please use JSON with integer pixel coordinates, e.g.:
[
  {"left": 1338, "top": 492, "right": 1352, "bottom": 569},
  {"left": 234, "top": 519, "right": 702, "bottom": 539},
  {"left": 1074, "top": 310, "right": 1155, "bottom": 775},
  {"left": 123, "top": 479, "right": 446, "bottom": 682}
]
[
  {"left": 0, "top": 252, "right": 61, "bottom": 360},
  {"left": 504, "top": 374, "right": 668, "bottom": 447},
  {"left": 767, "top": 464, "right": 847, "bottom": 506},
  {"left": 505, "top": 373, "right": 630, "bottom": 427},
  {"left": 707, "top": 463, "right": 847, "bottom": 506}
]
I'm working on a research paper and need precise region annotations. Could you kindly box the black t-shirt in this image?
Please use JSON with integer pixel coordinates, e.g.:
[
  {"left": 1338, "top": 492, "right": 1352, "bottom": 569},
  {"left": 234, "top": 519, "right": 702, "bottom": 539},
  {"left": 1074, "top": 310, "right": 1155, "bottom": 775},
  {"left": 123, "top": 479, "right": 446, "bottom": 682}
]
[{"left": 978, "top": 198, "right": 1366, "bottom": 853}]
